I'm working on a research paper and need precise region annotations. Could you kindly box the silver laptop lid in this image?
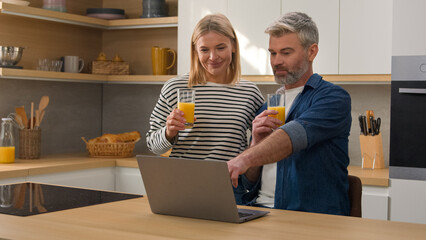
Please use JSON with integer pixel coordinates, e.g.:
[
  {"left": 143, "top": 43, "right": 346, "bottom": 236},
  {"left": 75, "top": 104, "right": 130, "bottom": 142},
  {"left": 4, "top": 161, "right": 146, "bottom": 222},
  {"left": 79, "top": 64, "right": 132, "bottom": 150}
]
[{"left": 137, "top": 155, "right": 242, "bottom": 222}]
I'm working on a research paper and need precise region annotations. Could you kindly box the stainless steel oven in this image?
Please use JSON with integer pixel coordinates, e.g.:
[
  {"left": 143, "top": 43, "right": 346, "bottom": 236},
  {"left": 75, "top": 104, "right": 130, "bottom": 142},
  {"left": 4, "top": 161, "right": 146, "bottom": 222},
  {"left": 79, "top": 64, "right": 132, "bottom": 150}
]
[{"left": 390, "top": 55, "right": 426, "bottom": 179}]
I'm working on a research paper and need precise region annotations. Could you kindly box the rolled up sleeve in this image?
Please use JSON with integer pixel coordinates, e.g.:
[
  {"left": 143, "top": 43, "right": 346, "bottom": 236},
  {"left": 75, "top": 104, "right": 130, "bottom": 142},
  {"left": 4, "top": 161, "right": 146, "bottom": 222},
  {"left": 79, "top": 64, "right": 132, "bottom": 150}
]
[{"left": 280, "top": 121, "right": 308, "bottom": 154}]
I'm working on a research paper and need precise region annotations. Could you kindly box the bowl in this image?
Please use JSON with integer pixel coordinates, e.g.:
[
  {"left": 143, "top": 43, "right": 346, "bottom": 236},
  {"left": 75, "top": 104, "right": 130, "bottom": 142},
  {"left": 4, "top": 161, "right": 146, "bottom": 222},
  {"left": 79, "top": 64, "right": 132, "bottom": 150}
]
[
  {"left": 86, "top": 8, "right": 125, "bottom": 20},
  {"left": 0, "top": 46, "right": 24, "bottom": 66}
]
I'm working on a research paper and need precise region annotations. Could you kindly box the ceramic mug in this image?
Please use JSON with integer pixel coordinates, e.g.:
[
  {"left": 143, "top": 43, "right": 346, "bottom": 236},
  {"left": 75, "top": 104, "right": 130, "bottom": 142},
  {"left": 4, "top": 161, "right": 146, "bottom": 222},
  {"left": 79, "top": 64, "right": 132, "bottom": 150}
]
[
  {"left": 64, "top": 56, "right": 84, "bottom": 73},
  {"left": 151, "top": 46, "right": 176, "bottom": 75}
]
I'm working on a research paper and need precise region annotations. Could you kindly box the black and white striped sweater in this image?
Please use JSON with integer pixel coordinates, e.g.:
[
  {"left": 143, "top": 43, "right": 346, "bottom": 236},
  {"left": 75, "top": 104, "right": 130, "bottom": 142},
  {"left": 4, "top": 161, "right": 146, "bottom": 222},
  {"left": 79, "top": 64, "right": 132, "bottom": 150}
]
[{"left": 146, "top": 74, "right": 264, "bottom": 161}]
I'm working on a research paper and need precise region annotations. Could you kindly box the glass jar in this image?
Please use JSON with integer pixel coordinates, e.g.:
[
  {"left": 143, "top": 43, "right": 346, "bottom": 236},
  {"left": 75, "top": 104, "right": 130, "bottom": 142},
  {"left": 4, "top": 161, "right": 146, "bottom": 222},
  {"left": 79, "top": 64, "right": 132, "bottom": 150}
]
[
  {"left": 0, "top": 118, "right": 15, "bottom": 163},
  {"left": 42, "top": 0, "right": 67, "bottom": 12}
]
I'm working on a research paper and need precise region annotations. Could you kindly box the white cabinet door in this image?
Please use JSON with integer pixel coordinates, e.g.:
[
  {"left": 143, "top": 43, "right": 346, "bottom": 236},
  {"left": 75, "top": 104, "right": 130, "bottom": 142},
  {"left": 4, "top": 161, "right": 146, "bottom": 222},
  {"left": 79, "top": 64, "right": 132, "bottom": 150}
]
[
  {"left": 0, "top": 177, "right": 26, "bottom": 185},
  {"left": 178, "top": 0, "right": 228, "bottom": 74},
  {"left": 362, "top": 186, "right": 389, "bottom": 220},
  {"left": 392, "top": 0, "right": 426, "bottom": 56},
  {"left": 115, "top": 167, "right": 145, "bottom": 195},
  {"left": 281, "top": 0, "right": 339, "bottom": 75},
  {"left": 340, "top": 0, "right": 393, "bottom": 74},
  {"left": 228, "top": 0, "right": 280, "bottom": 75},
  {"left": 27, "top": 167, "right": 115, "bottom": 191},
  {"left": 389, "top": 179, "right": 426, "bottom": 224}
]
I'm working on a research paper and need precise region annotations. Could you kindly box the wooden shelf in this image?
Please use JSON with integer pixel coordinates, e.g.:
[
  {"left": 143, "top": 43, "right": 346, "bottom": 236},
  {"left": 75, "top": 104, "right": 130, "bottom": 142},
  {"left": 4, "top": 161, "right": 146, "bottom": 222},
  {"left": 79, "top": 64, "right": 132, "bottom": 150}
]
[
  {"left": 0, "top": 68, "right": 391, "bottom": 84},
  {"left": 0, "top": 68, "right": 105, "bottom": 83},
  {"left": 107, "top": 75, "right": 176, "bottom": 84},
  {"left": 0, "top": 68, "right": 174, "bottom": 84},
  {"left": 242, "top": 74, "right": 391, "bottom": 84},
  {"left": 0, "top": 2, "right": 178, "bottom": 29}
]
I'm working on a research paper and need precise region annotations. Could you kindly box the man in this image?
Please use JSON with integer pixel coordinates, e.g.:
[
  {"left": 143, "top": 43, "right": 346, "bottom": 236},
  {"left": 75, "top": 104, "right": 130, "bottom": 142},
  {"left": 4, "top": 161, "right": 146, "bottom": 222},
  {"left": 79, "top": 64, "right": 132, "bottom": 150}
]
[{"left": 227, "top": 12, "right": 352, "bottom": 216}]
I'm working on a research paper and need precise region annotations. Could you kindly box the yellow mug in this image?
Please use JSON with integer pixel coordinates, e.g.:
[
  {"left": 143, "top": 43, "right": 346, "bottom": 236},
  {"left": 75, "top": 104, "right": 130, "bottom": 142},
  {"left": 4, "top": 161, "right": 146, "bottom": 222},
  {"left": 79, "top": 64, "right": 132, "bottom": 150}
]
[{"left": 151, "top": 46, "right": 176, "bottom": 75}]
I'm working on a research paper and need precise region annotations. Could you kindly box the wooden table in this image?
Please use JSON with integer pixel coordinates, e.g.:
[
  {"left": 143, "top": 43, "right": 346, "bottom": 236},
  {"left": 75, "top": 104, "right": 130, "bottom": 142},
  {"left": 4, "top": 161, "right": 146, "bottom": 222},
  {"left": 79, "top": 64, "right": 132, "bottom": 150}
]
[{"left": 0, "top": 197, "right": 424, "bottom": 240}]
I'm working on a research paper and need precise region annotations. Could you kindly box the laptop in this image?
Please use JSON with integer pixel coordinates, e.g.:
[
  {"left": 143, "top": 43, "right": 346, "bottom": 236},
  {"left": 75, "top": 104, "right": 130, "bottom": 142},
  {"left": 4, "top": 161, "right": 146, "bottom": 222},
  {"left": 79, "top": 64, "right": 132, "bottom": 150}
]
[{"left": 136, "top": 155, "right": 269, "bottom": 223}]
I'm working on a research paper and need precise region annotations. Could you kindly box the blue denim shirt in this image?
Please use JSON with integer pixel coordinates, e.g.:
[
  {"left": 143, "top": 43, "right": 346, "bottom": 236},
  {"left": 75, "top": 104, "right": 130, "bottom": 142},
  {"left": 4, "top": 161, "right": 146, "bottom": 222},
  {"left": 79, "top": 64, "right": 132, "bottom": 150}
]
[{"left": 242, "top": 74, "right": 351, "bottom": 216}]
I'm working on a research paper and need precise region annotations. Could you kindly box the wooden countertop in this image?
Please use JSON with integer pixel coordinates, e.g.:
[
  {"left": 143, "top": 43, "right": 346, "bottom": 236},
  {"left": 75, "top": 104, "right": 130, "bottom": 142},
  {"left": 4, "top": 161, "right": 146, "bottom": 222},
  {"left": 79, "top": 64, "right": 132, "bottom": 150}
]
[
  {"left": 0, "top": 197, "right": 424, "bottom": 240},
  {"left": 0, "top": 153, "right": 116, "bottom": 180},
  {"left": 0, "top": 154, "right": 389, "bottom": 187},
  {"left": 116, "top": 159, "right": 390, "bottom": 187},
  {"left": 347, "top": 165, "right": 389, "bottom": 187}
]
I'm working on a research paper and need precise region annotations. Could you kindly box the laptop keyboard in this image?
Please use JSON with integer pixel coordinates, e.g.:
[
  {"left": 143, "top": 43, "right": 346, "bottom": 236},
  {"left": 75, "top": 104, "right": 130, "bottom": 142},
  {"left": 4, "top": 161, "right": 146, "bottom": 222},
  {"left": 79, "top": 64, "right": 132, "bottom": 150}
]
[{"left": 238, "top": 212, "right": 254, "bottom": 218}]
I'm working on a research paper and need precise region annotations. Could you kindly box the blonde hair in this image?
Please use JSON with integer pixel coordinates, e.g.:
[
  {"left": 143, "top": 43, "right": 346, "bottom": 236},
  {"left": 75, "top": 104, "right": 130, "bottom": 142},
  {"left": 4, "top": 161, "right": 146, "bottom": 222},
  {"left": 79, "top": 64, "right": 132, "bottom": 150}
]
[{"left": 188, "top": 13, "right": 241, "bottom": 88}]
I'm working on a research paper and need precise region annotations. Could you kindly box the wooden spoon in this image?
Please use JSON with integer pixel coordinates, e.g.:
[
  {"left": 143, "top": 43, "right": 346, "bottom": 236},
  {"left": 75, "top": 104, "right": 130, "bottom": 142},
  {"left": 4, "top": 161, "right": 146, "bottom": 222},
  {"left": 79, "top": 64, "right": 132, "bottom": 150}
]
[
  {"left": 37, "top": 96, "right": 49, "bottom": 128},
  {"left": 15, "top": 106, "right": 28, "bottom": 129},
  {"left": 39, "top": 110, "right": 46, "bottom": 126},
  {"left": 38, "top": 96, "right": 49, "bottom": 113}
]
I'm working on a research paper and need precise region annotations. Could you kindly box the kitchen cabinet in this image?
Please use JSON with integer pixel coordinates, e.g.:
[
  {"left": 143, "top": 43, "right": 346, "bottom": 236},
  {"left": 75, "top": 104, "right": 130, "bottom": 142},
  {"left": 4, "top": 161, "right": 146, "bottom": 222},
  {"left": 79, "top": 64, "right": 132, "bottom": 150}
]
[
  {"left": 115, "top": 167, "right": 145, "bottom": 195},
  {"left": 0, "top": 176, "right": 26, "bottom": 185},
  {"left": 177, "top": 0, "right": 391, "bottom": 82},
  {"left": 177, "top": 0, "right": 228, "bottom": 75},
  {"left": 389, "top": 179, "right": 426, "bottom": 224},
  {"left": 362, "top": 186, "right": 389, "bottom": 220},
  {"left": 0, "top": 1, "right": 178, "bottom": 82},
  {"left": 27, "top": 167, "right": 116, "bottom": 191},
  {"left": 227, "top": 0, "right": 280, "bottom": 75},
  {"left": 339, "top": 0, "right": 393, "bottom": 74},
  {"left": 281, "top": 0, "right": 339, "bottom": 75},
  {"left": 282, "top": 0, "right": 392, "bottom": 75},
  {"left": 392, "top": 0, "right": 426, "bottom": 56}
]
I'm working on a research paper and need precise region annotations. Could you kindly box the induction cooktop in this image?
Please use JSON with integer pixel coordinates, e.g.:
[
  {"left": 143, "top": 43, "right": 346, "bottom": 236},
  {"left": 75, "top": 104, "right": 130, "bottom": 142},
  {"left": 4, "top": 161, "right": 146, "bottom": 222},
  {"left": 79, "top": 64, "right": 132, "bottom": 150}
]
[{"left": 0, "top": 182, "right": 142, "bottom": 216}]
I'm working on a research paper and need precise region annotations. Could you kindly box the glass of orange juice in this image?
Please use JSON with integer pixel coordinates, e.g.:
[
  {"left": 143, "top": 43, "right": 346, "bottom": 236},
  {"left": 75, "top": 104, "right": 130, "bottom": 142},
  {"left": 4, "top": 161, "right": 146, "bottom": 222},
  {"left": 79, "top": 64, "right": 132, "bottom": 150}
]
[
  {"left": 177, "top": 89, "right": 195, "bottom": 128},
  {"left": 267, "top": 93, "right": 285, "bottom": 126}
]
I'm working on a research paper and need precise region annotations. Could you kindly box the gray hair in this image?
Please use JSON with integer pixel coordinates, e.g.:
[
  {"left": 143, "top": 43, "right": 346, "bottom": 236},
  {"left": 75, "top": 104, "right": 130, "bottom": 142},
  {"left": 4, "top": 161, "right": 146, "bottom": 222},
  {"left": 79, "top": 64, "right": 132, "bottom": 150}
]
[{"left": 265, "top": 12, "right": 319, "bottom": 49}]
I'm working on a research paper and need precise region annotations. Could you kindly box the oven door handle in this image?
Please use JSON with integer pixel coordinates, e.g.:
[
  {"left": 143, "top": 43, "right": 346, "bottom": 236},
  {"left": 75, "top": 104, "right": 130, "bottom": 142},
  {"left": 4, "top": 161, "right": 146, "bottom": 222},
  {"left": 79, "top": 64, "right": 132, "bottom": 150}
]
[{"left": 399, "top": 88, "right": 426, "bottom": 94}]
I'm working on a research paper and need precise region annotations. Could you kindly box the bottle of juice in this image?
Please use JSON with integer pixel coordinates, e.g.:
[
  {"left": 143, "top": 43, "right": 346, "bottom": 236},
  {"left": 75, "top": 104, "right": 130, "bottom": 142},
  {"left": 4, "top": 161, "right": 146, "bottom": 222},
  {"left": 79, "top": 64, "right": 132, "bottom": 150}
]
[{"left": 0, "top": 118, "right": 15, "bottom": 163}]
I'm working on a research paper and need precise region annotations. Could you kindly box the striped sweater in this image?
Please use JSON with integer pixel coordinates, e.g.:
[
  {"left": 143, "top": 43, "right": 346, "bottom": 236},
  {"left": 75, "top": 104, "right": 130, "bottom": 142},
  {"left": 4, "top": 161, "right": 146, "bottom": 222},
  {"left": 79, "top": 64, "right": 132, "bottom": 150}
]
[{"left": 146, "top": 74, "right": 264, "bottom": 161}]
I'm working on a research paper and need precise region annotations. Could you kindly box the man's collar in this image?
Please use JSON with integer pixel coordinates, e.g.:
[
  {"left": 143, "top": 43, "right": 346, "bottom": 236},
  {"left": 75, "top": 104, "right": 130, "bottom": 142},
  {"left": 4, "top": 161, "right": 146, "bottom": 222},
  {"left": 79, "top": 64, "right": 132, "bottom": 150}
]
[{"left": 304, "top": 73, "right": 322, "bottom": 90}]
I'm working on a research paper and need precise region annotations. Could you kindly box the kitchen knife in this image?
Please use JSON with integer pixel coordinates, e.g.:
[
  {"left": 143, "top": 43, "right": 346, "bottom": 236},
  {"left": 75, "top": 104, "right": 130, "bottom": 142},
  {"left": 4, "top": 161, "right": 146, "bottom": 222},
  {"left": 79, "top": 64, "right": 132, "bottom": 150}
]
[
  {"left": 366, "top": 110, "right": 371, "bottom": 133},
  {"left": 358, "top": 115, "right": 365, "bottom": 135},
  {"left": 370, "top": 116, "right": 375, "bottom": 136},
  {"left": 362, "top": 116, "right": 368, "bottom": 136},
  {"left": 375, "top": 117, "right": 381, "bottom": 135}
]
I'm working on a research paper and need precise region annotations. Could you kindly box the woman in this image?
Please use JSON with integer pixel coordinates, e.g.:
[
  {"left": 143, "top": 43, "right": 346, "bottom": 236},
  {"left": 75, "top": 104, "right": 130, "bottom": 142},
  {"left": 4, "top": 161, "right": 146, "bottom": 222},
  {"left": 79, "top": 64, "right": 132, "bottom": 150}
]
[{"left": 146, "top": 13, "right": 264, "bottom": 203}]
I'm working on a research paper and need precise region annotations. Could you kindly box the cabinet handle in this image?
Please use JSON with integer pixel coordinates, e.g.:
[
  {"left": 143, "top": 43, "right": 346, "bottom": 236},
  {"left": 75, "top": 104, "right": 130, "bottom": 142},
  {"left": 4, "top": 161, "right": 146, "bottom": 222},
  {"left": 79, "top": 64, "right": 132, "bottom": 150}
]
[{"left": 398, "top": 88, "right": 426, "bottom": 94}]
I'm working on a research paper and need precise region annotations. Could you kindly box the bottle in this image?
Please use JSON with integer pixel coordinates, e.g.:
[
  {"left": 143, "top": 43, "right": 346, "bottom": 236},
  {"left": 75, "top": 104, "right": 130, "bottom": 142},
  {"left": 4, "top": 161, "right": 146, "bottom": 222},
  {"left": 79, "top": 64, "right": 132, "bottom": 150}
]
[{"left": 0, "top": 118, "right": 15, "bottom": 163}]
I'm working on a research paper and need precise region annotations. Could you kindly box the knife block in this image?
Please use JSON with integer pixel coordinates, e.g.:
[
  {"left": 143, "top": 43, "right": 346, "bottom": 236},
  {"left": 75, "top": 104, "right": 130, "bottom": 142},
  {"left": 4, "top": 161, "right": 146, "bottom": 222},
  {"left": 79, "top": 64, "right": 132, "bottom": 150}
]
[{"left": 359, "top": 133, "right": 384, "bottom": 169}]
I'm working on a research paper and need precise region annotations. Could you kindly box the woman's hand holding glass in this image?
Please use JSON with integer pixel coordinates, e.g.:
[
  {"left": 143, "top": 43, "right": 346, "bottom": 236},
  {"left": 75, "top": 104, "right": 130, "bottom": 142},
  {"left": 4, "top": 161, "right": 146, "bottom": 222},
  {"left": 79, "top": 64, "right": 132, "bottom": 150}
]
[{"left": 165, "top": 109, "right": 186, "bottom": 142}]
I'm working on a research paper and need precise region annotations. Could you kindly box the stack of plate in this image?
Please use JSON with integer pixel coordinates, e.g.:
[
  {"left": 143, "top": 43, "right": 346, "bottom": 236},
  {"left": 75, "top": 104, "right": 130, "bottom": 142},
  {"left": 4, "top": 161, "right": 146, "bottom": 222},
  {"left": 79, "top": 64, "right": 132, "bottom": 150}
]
[
  {"left": 86, "top": 8, "right": 125, "bottom": 20},
  {"left": 2, "top": 0, "right": 30, "bottom": 6}
]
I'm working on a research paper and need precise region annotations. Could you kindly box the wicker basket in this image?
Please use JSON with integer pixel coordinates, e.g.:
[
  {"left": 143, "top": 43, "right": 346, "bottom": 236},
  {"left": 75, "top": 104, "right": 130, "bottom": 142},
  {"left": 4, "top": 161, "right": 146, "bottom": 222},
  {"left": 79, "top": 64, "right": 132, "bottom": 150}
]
[
  {"left": 19, "top": 129, "right": 41, "bottom": 159},
  {"left": 90, "top": 61, "right": 129, "bottom": 75},
  {"left": 81, "top": 137, "right": 139, "bottom": 158}
]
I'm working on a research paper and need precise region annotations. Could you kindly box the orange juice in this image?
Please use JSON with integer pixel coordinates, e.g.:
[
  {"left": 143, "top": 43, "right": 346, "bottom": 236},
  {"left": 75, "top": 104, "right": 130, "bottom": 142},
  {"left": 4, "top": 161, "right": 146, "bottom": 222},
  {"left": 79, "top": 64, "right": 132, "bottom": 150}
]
[
  {"left": 268, "top": 106, "right": 285, "bottom": 126},
  {"left": 178, "top": 102, "right": 195, "bottom": 128},
  {"left": 0, "top": 146, "right": 15, "bottom": 163}
]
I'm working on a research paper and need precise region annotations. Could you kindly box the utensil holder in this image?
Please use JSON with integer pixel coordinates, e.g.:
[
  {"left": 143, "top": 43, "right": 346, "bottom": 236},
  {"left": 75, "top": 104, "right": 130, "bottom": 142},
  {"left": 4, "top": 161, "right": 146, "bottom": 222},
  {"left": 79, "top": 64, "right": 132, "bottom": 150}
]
[
  {"left": 19, "top": 129, "right": 41, "bottom": 159},
  {"left": 359, "top": 133, "right": 384, "bottom": 169}
]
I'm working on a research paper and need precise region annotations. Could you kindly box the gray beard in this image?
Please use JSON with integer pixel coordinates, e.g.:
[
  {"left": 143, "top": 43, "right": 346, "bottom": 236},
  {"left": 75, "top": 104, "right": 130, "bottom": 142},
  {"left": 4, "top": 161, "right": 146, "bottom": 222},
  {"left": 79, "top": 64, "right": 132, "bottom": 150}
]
[{"left": 273, "top": 60, "right": 309, "bottom": 86}]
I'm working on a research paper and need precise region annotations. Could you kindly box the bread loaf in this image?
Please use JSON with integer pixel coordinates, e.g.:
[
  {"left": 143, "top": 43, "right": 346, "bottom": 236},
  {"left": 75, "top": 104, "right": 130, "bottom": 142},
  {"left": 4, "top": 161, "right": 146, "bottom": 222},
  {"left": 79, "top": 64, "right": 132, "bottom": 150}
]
[{"left": 88, "top": 131, "right": 141, "bottom": 144}]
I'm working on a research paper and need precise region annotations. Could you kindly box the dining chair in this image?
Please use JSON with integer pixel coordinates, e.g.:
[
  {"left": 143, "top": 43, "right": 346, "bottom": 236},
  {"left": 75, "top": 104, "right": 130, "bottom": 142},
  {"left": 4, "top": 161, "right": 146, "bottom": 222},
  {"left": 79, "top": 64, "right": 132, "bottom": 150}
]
[{"left": 348, "top": 175, "right": 362, "bottom": 217}]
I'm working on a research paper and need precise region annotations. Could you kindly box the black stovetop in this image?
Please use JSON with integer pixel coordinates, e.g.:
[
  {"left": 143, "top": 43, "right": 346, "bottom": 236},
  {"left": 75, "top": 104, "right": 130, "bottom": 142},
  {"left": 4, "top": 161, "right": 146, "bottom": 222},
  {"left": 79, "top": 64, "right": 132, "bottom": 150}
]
[{"left": 0, "top": 182, "right": 142, "bottom": 217}]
